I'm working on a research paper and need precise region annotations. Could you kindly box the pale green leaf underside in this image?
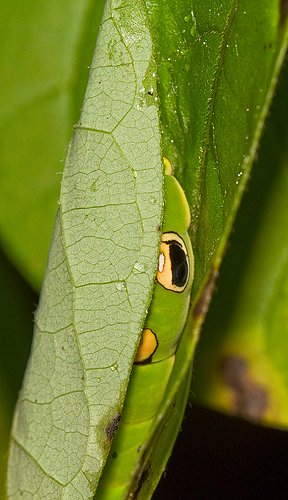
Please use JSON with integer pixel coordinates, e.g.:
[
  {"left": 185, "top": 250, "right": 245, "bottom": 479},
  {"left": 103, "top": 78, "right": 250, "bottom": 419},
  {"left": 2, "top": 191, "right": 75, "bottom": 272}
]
[{"left": 7, "top": 0, "right": 163, "bottom": 496}]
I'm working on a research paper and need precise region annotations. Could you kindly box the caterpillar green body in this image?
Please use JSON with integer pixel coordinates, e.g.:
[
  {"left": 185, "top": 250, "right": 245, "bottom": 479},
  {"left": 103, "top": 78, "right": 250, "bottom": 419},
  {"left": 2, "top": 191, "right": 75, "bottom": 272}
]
[{"left": 96, "top": 158, "right": 194, "bottom": 498}]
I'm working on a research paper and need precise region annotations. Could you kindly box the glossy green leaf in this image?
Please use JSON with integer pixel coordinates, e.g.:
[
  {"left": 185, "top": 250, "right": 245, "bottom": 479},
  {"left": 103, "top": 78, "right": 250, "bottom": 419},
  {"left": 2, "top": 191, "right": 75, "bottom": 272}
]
[
  {"left": 193, "top": 57, "right": 288, "bottom": 429},
  {"left": 7, "top": 0, "right": 163, "bottom": 495},
  {"left": 147, "top": 0, "right": 285, "bottom": 295},
  {"left": 0, "top": 0, "right": 105, "bottom": 289}
]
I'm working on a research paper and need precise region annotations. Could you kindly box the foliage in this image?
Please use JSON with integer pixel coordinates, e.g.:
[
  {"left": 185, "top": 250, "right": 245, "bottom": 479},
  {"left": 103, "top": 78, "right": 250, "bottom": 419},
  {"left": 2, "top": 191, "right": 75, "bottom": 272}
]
[{"left": 1, "top": 0, "right": 288, "bottom": 497}]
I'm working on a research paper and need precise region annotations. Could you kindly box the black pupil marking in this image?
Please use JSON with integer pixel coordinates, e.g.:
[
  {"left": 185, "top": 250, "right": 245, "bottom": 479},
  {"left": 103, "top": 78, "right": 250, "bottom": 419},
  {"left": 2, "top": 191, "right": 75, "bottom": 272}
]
[{"left": 169, "top": 241, "right": 188, "bottom": 287}]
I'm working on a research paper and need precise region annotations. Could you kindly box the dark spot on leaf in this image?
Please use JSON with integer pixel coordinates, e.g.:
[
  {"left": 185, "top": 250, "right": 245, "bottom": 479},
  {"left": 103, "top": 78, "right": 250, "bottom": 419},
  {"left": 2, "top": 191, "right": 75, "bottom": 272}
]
[
  {"left": 112, "top": 452, "right": 118, "bottom": 459},
  {"left": 148, "top": 89, "right": 154, "bottom": 96},
  {"left": 193, "top": 267, "right": 218, "bottom": 318},
  {"left": 105, "top": 413, "right": 121, "bottom": 442},
  {"left": 281, "top": 0, "right": 288, "bottom": 25},
  {"left": 220, "top": 355, "right": 269, "bottom": 422}
]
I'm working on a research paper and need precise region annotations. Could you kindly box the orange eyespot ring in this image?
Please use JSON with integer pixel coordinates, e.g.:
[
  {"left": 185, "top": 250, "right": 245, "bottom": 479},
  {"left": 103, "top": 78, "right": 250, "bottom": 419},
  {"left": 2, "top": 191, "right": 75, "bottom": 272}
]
[
  {"left": 156, "top": 232, "right": 189, "bottom": 292},
  {"left": 134, "top": 329, "right": 158, "bottom": 365}
]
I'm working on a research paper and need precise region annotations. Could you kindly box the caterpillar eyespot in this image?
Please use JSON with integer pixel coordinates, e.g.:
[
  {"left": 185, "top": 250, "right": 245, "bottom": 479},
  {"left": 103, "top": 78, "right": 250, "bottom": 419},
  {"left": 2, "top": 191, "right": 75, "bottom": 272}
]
[
  {"left": 133, "top": 158, "right": 194, "bottom": 365},
  {"left": 133, "top": 157, "right": 193, "bottom": 364},
  {"left": 157, "top": 231, "right": 189, "bottom": 292}
]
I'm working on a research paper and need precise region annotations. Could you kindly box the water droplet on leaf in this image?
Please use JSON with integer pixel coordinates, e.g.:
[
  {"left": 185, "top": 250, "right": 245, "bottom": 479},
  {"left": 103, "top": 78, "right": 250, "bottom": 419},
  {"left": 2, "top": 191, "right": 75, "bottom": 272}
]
[
  {"left": 116, "top": 282, "right": 126, "bottom": 292},
  {"left": 133, "top": 262, "right": 144, "bottom": 272}
]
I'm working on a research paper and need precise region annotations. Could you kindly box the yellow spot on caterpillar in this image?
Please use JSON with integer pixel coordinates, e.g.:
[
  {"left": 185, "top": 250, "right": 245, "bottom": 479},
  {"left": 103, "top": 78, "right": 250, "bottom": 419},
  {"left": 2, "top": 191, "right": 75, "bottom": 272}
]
[
  {"left": 176, "top": 181, "right": 191, "bottom": 228},
  {"left": 163, "top": 157, "right": 191, "bottom": 228},
  {"left": 163, "top": 156, "right": 173, "bottom": 176},
  {"left": 134, "top": 329, "right": 158, "bottom": 364}
]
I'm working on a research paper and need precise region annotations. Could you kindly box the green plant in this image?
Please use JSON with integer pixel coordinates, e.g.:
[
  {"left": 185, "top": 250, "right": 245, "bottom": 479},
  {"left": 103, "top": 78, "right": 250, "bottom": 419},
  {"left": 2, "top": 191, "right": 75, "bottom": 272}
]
[{"left": 2, "top": 1, "right": 288, "bottom": 497}]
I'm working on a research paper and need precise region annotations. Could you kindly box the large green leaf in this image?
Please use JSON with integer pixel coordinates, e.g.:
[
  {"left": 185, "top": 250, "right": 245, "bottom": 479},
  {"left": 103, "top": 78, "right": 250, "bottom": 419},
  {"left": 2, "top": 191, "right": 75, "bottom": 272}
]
[
  {"left": 7, "top": 0, "right": 163, "bottom": 495},
  {"left": 148, "top": 0, "right": 285, "bottom": 293},
  {"left": 0, "top": 0, "right": 105, "bottom": 289}
]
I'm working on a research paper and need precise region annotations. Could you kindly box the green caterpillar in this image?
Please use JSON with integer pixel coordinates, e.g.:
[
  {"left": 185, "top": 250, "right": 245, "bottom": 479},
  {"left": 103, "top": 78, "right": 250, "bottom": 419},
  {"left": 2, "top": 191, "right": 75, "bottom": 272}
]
[{"left": 96, "top": 158, "right": 194, "bottom": 498}]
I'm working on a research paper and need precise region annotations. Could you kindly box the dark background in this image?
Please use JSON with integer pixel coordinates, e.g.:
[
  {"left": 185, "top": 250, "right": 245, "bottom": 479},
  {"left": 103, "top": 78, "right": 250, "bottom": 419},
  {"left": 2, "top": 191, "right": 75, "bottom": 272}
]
[{"left": 157, "top": 403, "right": 288, "bottom": 498}]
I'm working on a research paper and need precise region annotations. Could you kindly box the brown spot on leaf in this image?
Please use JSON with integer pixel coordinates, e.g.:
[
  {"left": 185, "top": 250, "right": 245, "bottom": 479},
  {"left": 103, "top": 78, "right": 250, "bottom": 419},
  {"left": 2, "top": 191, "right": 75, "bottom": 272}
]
[
  {"left": 220, "top": 355, "right": 269, "bottom": 422},
  {"left": 105, "top": 413, "right": 121, "bottom": 442},
  {"left": 281, "top": 0, "right": 288, "bottom": 25},
  {"left": 193, "top": 268, "right": 218, "bottom": 319}
]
